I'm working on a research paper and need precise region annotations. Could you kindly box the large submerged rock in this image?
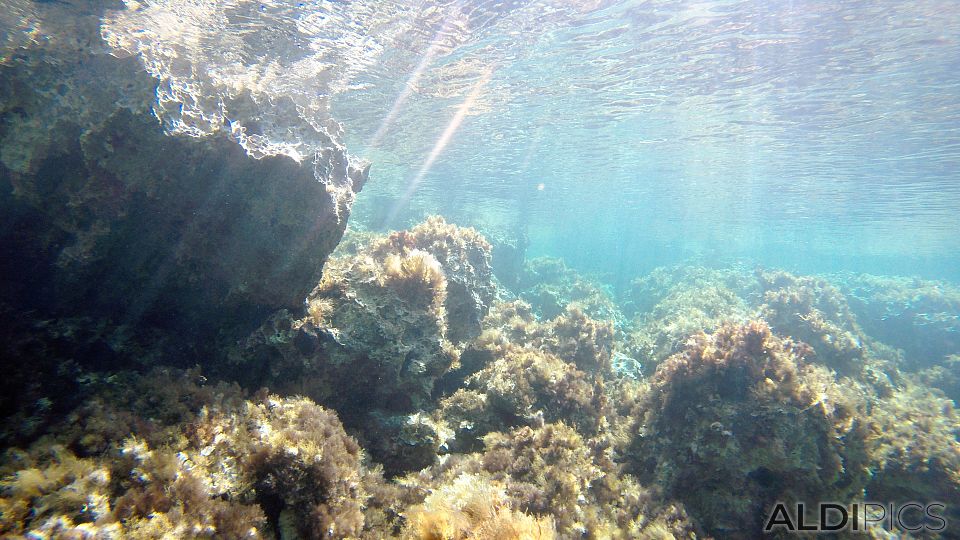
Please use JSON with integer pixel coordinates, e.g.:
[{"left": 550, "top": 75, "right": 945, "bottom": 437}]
[{"left": 0, "top": 0, "right": 367, "bottom": 372}]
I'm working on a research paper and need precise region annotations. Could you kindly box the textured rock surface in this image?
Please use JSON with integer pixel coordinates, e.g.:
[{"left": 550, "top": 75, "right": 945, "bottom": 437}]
[
  {"left": 0, "top": 0, "right": 367, "bottom": 375},
  {"left": 620, "top": 266, "right": 756, "bottom": 373},
  {"left": 758, "top": 270, "right": 869, "bottom": 375}
]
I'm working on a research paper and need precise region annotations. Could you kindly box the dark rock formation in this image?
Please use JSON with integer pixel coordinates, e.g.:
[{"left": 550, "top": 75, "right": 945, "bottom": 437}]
[{"left": 0, "top": 0, "right": 367, "bottom": 378}]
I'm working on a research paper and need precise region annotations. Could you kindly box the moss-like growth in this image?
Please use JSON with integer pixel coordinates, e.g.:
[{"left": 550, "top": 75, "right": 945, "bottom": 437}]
[
  {"left": 625, "top": 321, "right": 869, "bottom": 536},
  {"left": 446, "top": 300, "right": 614, "bottom": 386},
  {"left": 0, "top": 432, "right": 265, "bottom": 539},
  {"left": 234, "top": 218, "right": 498, "bottom": 474},
  {"left": 449, "top": 346, "right": 605, "bottom": 446},
  {"left": 621, "top": 264, "right": 761, "bottom": 318}
]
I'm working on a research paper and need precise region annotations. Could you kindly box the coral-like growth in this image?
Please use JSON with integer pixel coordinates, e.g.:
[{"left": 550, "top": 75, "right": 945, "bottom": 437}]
[
  {"left": 758, "top": 270, "right": 869, "bottom": 374},
  {"left": 625, "top": 321, "right": 869, "bottom": 536}
]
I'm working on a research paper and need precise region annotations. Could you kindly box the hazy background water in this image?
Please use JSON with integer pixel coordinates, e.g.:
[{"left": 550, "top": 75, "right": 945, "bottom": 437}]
[{"left": 326, "top": 0, "right": 960, "bottom": 285}]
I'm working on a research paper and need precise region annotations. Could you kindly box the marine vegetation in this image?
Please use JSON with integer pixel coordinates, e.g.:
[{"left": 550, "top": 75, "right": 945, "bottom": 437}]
[
  {"left": 2, "top": 218, "right": 959, "bottom": 539},
  {"left": 621, "top": 321, "right": 870, "bottom": 533}
]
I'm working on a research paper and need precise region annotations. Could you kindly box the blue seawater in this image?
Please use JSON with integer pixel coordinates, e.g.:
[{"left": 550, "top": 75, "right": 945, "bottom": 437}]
[{"left": 332, "top": 0, "right": 960, "bottom": 284}]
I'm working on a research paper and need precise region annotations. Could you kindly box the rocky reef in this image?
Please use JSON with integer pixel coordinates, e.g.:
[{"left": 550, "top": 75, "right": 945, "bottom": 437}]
[
  {"left": 833, "top": 273, "right": 960, "bottom": 367},
  {"left": 0, "top": 369, "right": 370, "bottom": 539},
  {"left": 232, "top": 217, "right": 496, "bottom": 474},
  {"left": 2, "top": 209, "right": 959, "bottom": 538},
  {"left": 619, "top": 266, "right": 758, "bottom": 374}
]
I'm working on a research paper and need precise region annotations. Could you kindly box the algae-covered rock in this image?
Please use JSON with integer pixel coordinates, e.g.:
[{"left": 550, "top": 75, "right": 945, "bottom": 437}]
[
  {"left": 918, "top": 354, "right": 960, "bottom": 403},
  {"left": 432, "top": 300, "right": 613, "bottom": 453},
  {"left": 395, "top": 422, "right": 698, "bottom": 540},
  {"left": 758, "top": 270, "right": 869, "bottom": 375},
  {"left": 621, "top": 270, "right": 755, "bottom": 373},
  {"left": 239, "top": 218, "right": 494, "bottom": 411},
  {"left": 0, "top": 369, "right": 377, "bottom": 539},
  {"left": 517, "top": 257, "right": 623, "bottom": 325},
  {"left": 864, "top": 380, "right": 960, "bottom": 518},
  {"left": 241, "top": 246, "right": 456, "bottom": 416},
  {"left": 401, "top": 473, "right": 557, "bottom": 540},
  {"left": 833, "top": 273, "right": 960, "bottom": 366},
  {"left": 397, "top": 216, "right": 497, "bottom": 343},
  {"left": 235, "top": 218, "right": 495, "bottom": 474},
  {"left": 625, "top": 321, "right": 870, "bottom": 536}
]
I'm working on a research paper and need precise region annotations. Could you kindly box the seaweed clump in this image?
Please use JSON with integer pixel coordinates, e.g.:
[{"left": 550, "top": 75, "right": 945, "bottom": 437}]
[
  {"left": 758, "top": 270, "right": 869, "bottom": 375},
  {"left": 0, "top": 370, "right": 378, "bottom": 539},
  {"left": 434, "top": 300, "right": 612, "bottom": 453},
  {"left": 401, "top": 473, "right": 556, "bottom": 540},
  {"left": 398, "top": 422, "right": 696, "bottom": 539},
  {"left": 388, "top": 216, "right": 497, "bottom": 343},
  {"left": 624, "top": 320, "right": 869, "bottom": 536}
]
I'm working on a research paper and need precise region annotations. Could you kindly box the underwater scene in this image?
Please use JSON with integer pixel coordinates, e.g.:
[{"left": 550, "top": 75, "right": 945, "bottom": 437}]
[{"left": 1, "top": 0, "right": 959, "bottom": 538}]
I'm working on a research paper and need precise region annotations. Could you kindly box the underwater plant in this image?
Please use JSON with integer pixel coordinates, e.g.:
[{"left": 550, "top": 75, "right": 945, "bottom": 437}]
[{"left": 623, "top": 320, "right": 870, "bottom": 535}]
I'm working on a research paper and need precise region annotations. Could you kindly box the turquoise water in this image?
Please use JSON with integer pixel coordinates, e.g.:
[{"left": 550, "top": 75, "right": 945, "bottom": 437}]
[{"left": 331, "top": 0, "right": 960, "bottom": 282}]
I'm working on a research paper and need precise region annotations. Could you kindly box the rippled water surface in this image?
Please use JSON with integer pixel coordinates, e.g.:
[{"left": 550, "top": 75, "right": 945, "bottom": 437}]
[
  {"left": 18, "top": 0, "right": 957, "bottom": 278},
  {"left": 321, "top": 0, "right": 960, "bottom": 278}
]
